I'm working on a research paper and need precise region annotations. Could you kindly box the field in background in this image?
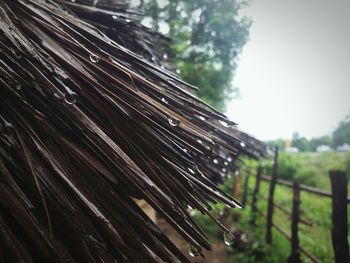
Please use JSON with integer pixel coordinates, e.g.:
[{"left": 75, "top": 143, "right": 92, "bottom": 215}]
[
  {"left": 194, "top": 151, "right": 350, "bottom": 262},
  {"left": 289, "top": 152, "right": 350, "bottom": 191}
]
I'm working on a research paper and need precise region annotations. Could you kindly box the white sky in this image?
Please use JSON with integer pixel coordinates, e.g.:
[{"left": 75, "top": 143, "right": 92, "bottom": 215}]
[{"left": 226, "top": 0, "right": 350, "bottom": 140}]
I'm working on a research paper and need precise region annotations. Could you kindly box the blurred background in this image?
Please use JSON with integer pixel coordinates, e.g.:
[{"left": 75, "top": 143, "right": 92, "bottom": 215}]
[{"left": 131, "top": 0, "right": 350, "bottom": 262}]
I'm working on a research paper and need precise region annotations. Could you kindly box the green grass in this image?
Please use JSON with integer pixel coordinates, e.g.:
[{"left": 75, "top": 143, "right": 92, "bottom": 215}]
[
  {"left": 195, "top": 151, "right": 350, "bottom": 262},
  {"left": 291, "top": 152, "right": 350, "bottom": 191},
  {"left": 243, "top": 178, "right": 338, "bottom": 262}
]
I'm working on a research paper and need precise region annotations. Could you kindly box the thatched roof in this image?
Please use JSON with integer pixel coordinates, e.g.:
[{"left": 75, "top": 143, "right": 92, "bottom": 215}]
[{"left": 0, "top": 0, "right": 266, "bottom": 262}]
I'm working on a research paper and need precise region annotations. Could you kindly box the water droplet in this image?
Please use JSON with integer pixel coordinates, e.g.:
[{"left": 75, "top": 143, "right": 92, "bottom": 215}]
[
  {"left": 151, "top": 56, "right": 156, "bottom": 61},
  {"left": 223, "top": 232, "right": 235, "bottom": 246},
  {"left": 176, "top": 68, "right": 181, "bottom": 74},
  {"left": 161, "top": 97, "right": 168, "bottom": 104},
  {"left": 71, "top": 0, "right": 75, "bottom": 2},
  {"left": 199, "top": 116, "right": 206, "bottom": 121},
  {"left": 227, "top": 156, "right": 233, "bottom": 162},
  {"left": 235, "top": 170, "right": 240, "bottom": 175},
  {"left": 64, "top": 91, "right": 77, "bottom": 105},
  {"left": 11, "top": 49, "right": 21, "bottom": 59},
  {"left": 89, "top": 53, "right": 100, "bottom": 63},
  {"left": 240, "top": 233, "right": 248, "bottom": 242},
  {"left": 163, "top": 53, "right": 168, "bottom": 59},
  {"left": 187, "top": 205, "right": 193, "bottom": 210},
  {"left": 240, "top": 142, "right": 246, "bottom": 147},
  {"left": 183, "top": 148, "right": 188, "bottom": 153},
  {"left": 2, "top": 121, "right": 14, "bottom": 136},
  {"left": 222, "top": 168, "right": 227, "bottom": 173},
  {"left": 187, "top": 244, "right": 201, "bottom": 257},
  {"left": 0, "top": 7, "right": 6, "bottom": 19},
  {"left": 189, "top": 210, "right": 197, "bottom": 216},
  {"left": 213, "top": 159, "right": 219, "bottom": 164},
  {"left": 16, "top": 84, "right": 21, "bottom": 90},
  {"left": 125, "top": 19, "right": 131, "bottom": 23},
  {"left": 188, "top": 168, "right": 195, "bottom": 174},
  {"left": 112, "top": 15, "right": 118, "bottom": 20},
  {"left": 168, "top": 117, "right": 180, "bottom": 127},
  {"left": 53, "top": 92, "right": 63, "bottom": 100},
  {"left": 197, "top": 139, "right": 202, "bottom": 144},
  {"left": 224, "top": 161, "right": 229, "bottom": 166},
  {"left": 219, "top": 120, "right": 232, "bottom": 127},
  {"left": 15, "top": 52, "right": 22, "bottom": 59}
]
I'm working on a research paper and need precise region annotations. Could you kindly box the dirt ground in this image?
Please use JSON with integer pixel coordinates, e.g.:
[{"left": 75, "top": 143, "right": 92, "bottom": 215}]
[
  {"left": 138, "top": 200, "right": 235, "bottom": 262},
  {"left": 156, "top": 218, "right": 235, "bottom": 263}
]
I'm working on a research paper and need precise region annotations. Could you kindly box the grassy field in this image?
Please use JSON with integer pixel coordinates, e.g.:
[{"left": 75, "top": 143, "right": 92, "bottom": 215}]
[
  {"left": 290, "top": 152, "right": 350, "bottom": 191},
  {"left": 239, "top": 178, "right": 338, "bottom": 262},
  {"left": 195, "top": 151, "right": 350, "bottom": 262}
]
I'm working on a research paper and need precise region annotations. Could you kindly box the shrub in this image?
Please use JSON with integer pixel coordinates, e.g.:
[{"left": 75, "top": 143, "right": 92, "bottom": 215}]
[{"left": 264, "top": 153, "right": 300, "bottom": 181}]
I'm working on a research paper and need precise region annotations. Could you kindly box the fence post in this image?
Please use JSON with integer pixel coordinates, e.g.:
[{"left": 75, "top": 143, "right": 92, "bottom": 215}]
[
  {"left": 266, "top": 146, "right": 278, "bottom": 244},
  {"left": 242, "top": 173, "right": 250, "bottom": 206},
  {"left": 232, "top": 168, "right": 241, "bottom": 199},
  {"left": 250, "top": 164, "right": 262, "bottom": 225},
  {"left": 288, "top": 182, "right": 301, "bottom": 263},
  {"left": 329, "top": 170, "right": 349, "bottom": 263}
]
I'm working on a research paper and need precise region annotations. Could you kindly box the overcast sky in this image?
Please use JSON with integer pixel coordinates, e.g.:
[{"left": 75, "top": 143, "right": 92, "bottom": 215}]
[{"left": 226, "top": 0, "right": 350, "bottom": 140}]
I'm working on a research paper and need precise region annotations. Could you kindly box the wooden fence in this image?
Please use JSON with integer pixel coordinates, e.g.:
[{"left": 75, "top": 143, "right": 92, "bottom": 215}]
[{"left": 241, "top": 146, "right": 349, "bottom": 263}]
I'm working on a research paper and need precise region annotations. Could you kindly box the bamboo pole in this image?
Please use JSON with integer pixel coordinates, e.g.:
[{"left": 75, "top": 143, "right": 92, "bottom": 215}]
[
  {"left": 241, "top": 174, "right": 250, "bottom": 205},
  {"left": 232, "top": 169, "right": 241, "bottom": 199},
  {"left": 266, "top": 146, "right": 278, "bottom": 244}
]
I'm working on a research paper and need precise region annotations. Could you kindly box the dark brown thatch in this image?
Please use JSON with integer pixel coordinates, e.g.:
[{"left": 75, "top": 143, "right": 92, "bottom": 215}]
[{"left": 0, "top": 1, "right": 266, "bottom": 262}]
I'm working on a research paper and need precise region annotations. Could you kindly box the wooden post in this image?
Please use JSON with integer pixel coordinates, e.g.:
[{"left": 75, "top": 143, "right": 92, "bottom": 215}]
[
  {"left": 250, "top": 165, "right": 262, "bottom": 225},
  {"left": 232, "top": 169, "right": 241, "bottom": 199},
  {"left": 288, "top": 182, "right": 301, "bottom": 263},
  {"left": 329, "top": 170, "right": 349, "bottom": 263},
  {"left": 266, "top": 146, "right": 278, "bottom": 244},
  {"left": 242, "top": 174, "right": 250, "bottom": 205}
]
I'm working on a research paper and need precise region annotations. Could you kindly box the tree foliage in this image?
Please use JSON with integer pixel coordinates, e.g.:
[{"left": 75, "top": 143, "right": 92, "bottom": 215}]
[
  {"left": 290, "top": 114, "right": 350, "bottom": 152},
  {"left": 265, "top": 139, "right": 286, "bottom": 151},
  {"left": 291, "top": 132, "right": 309, "bottom": 152},
  {"left": 307, "top": 136, "right": 333, "bottom": 151},
  {"left": 267, "top": 117, "right": 350, "bottom": 153},
  {"left": 264, "top": 153, "right": 300, "bottom": 181},
  {"left": 138, "top": 0, "right": 251, "bottom": 111},
  {"left": 333, "top": 114, "right": 350, "bottom": 147}
]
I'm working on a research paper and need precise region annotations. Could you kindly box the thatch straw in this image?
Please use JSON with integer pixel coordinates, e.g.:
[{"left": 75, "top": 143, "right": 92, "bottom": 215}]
[{"left": 0, "top": 0, "right": 266, "bottom": 262}]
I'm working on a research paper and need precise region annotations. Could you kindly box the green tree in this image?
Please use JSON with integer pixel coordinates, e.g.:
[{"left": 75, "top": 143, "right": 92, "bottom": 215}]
[
  {"left": 308, "top": 135, "right": 333, "bottom": 151},
  {"left": 333, "top": 114, "right": 350, "bottom": 147},
  {"left": 265, "top": 138, "right": 286, "bottom": 152},
  {"left": 264, "top": 153, "right": 300, "bottom": 181},
  {"left": 138, "top": 0, "right": 251, "bottom": 111},
  {"left": 291, "top": 131, "right": 310, "bottom": 152}
]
